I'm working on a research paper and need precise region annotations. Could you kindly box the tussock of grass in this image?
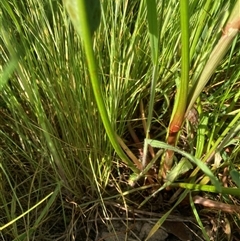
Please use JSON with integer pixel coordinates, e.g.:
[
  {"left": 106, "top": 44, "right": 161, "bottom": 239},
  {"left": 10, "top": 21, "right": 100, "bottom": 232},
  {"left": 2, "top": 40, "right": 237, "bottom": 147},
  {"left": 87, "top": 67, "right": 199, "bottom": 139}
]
[{"left": 1, "top": 0, "right": 240, "bottom": 240}]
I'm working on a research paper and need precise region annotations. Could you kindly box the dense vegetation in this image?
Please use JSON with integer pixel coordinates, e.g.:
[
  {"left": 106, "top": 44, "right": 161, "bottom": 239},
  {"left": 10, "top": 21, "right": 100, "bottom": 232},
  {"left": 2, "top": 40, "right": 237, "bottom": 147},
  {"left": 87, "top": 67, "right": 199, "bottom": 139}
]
[{"left": 1, "top": 0, "right": 240, "bottom": 240}]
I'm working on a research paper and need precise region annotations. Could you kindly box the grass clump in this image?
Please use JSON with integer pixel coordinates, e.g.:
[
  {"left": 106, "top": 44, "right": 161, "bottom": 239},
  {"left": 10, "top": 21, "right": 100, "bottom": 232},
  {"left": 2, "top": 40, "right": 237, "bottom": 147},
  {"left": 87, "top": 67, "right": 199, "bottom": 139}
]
[{"left": 1, "top": 0, "right": 240, "bottom": 240}]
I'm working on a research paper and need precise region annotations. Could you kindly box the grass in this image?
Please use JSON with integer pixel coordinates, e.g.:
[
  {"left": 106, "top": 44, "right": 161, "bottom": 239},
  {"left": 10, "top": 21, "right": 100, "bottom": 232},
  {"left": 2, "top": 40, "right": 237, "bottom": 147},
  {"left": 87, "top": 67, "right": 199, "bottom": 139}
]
[{"left": 1, "top": 0, "right": 240, "bottom": 240}]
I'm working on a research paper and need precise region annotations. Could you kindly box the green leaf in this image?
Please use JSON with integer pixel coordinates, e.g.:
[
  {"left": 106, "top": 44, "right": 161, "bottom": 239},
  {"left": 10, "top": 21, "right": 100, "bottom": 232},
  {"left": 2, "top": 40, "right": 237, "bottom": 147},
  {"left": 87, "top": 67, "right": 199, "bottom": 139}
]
[
  {"left": 189, "top": 194, "right": 210, "bottom": 241},
  {"left": 230, "top": 169, "right": 240, "bottom": 188},
  {"left": 145, "top": 0, "right": 159, "bottom": 63},
  {"left": 63, "top": 0, "right": 139, "bottom": 173},
  {"left": 0, "top": 58, "right": 18, "bottom": 91},
  {"left": 147, "top": 139, "right": 222, "bottom": 192},
  {"left": 142, "top": 0, "right": 159, "bottom": 167},
  {"left": 165, "top": 157, "right": 193, "bottom": 184},
  {"left": 63, "top": 0, "right": 101, "bottom": 36},
  {"left": 170, "top": 183, "right": 240, "bottom": 196}
]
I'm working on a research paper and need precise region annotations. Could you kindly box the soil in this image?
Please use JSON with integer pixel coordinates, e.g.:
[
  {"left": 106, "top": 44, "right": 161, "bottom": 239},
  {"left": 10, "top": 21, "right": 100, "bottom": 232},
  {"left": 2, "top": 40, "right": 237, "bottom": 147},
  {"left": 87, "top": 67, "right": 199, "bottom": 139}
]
[
  {"left": 77, "top": 199, "right": 207, "bottom": 241},
  {"left": 83, "top": 216, "right": 205, "bottom": 241}
]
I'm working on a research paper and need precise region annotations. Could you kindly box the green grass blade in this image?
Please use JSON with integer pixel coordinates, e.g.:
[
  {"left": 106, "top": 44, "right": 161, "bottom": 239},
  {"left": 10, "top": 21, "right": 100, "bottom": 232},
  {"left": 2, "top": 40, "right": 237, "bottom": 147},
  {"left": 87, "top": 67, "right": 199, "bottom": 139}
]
[
  {"left": 195, "top": 104, "right": 208, "bottom": 158},
  {"left": 145, "top": 0, "right": 159, "bottom": 63},
  {"left": 186, "top": 0, "right": 240, "bottom": 114},
  {"left": 189, "top": 0, "right": 218, "bottom": 60},
  {"left": 63, "top": 0, "right": 101, "bottom": 36},
  {"left": 168, "top": 0, "right": 189, "bottom": 132},
  {"left": 63, "top": 0, "right": 138, "bottom": 173},
  {"left": 165, "top": 158, "right": 193, "bottom": 183},
  {"left": 189, "top": 193, "right": 210, "bottom": 241},
  {"left": 178, "top": 0, "right": 189, "bottom": 113},
  {"left": 0, "top": 58, "right": 18, "bottom": 91},
  {"left": 12, "top": 182, "right": 61, "bottom": 240},
  {"left": 171, "top": 183, "right": 240, "bottom": 196},
  {"left": 147, "top": 139, "right": 222, "bottom": 191},
  {"left": 0, "top": 191, "right": 54, "bottom": 231},
  {"left": 202, "top": 110, "right": 240, "bottom": 164},
  {"left": 142, "top": 0, "right": 159, "bottom": 167},
  {"left": 129, "top": 149, "right": 164, "bottom": 186},
  {"left": 159, "top": 0, "right": 190, "bottom": 177}
]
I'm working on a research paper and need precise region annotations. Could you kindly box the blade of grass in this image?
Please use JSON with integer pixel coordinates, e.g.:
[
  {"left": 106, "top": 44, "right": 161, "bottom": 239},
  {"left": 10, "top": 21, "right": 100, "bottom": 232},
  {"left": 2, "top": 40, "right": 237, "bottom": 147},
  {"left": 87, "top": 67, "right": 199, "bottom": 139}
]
[
  {"left": 63, "top": 0, "right": 139, "bottom": 173},
  {"left": 170, "top": 183, "right": 240, "bottom": 196},
  {"left": 230, "top": 169, "right": 240, "bottom": 188},
  {"left": 12, "top": 182, "right": 61, "bottom": 240},
  {"left": 200, "top": 110, "right": 240, "bottom": 168},
  {"left": 0, "top": 58, "right": 18, "bottom": 91},
  {"left": 128, "top": 149, "right": 164, "bottom": 186},
  {"left": 147, "top": 139, "right": 222, "bottom": 191},
  {"left": 189, "top": 0, "right": 215, "bottom": 60},
  {"left": 0, "top": 191, "right": 54, "bottom": 231},
  {"left": 189, "top": 193, "right": 210, "bottom": 241},
  {"left": 138, "top": 157, "right": 193, "bottom": 208},
  {"left": 186, "top": 0, "right": 240, "bottom": 115},
  {"left": 195, "top": 103, "right": 208, "bottom": 159},
  {"left": 142, "top": 0, "right": 159, "bottom": 168}
]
